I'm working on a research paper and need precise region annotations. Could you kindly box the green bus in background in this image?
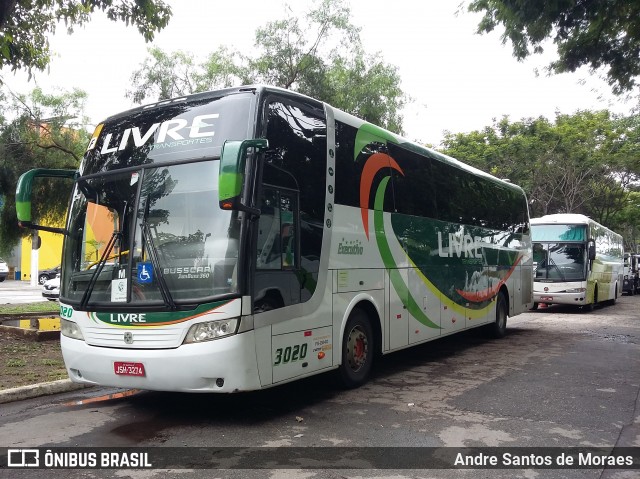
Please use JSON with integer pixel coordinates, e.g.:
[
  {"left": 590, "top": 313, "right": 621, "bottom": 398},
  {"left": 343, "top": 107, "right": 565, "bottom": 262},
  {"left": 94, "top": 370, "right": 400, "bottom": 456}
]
[{"left": 531, "top": 214, "right": 624, "bottom": 311}]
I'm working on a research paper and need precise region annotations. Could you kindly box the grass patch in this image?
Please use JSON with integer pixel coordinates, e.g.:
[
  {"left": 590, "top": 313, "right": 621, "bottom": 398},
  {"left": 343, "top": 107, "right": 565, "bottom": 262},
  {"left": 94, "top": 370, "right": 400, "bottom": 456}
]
[
  {"left": 40, "top": 358, "right": 64, "bottom": 367},
  {"left": 47, "top": 370, "right": 68, "bottom": 381},
  {"left": 0, "top": 302, "right": 59, "bottom": 314},
  {"left": 7, "top": 358, "right": 26, "bottom": 367},
  {"left": 1, "top": 331, "right": 65, "bottom": 390}
]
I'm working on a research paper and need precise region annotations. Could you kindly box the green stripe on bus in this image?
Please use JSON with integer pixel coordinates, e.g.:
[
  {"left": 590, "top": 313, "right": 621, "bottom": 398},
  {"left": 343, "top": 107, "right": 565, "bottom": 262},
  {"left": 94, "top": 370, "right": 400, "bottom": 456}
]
[{"left": 374, "top": 177, "right": 440, "bottom": 330}]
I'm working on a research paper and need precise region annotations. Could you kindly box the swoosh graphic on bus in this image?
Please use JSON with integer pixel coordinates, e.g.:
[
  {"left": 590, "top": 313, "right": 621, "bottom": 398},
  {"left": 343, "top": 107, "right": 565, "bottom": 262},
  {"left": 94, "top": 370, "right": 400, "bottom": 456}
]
[
  {"left": 373, "top": 176, "right": 440, "bottom": 329},
  {"left": 87, "top": 299, "right": 235, "bottom": 327},
  {"left": 359, "top": 152, "right": 403, "bottom": 240},
  {"left": 455, "top": 256, "right": 522, "bottom": 303}
]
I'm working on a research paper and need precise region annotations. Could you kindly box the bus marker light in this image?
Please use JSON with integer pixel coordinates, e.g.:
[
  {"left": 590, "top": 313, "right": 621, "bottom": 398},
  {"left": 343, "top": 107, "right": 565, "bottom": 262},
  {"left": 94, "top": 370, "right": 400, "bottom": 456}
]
[
  {"left": 304, "top": 331, "right": 312, "bottom": 337},
  {"left": 318, "top": 351, "right": 325, "bottom": 359}
]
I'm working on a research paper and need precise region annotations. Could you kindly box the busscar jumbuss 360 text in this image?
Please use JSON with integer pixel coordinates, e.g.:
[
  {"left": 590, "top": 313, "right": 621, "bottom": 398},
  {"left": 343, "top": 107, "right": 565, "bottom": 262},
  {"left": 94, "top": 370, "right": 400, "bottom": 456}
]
[{"left": 16, "top": 85, "right": 533, "bottom": 392}]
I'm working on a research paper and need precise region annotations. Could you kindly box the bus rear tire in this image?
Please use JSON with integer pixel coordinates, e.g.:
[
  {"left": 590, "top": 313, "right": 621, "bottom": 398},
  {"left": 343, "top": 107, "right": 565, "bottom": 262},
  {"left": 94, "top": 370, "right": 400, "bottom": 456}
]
[
  {"left": 488, "top": 292, "right": 508, "bottom": 338},
  {"left": 338, "top": 308, "right": 374, "bottom": 389}
]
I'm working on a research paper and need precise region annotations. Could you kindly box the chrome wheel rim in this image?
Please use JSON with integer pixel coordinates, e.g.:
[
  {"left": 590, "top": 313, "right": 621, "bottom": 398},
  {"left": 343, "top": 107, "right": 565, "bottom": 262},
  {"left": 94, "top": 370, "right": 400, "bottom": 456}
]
[{"left": 346, "top": 325, "right": 368, "bottom": 372}]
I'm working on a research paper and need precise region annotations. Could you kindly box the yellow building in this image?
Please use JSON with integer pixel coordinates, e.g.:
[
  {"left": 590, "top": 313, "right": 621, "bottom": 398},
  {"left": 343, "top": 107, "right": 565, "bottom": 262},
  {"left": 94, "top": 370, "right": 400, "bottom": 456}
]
[
  {"left": 20, "top": 203, "right": 115, "bottom": 281},
  {"left": 20, "top": 226, "right": 64, "bottom": 282}
]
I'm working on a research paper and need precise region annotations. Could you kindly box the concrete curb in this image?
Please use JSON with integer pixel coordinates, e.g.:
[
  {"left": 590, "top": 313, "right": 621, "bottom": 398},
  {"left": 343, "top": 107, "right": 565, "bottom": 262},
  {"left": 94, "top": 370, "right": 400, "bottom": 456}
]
[{"left": 0, "top": 379, "right": 92, "bottom": 404}]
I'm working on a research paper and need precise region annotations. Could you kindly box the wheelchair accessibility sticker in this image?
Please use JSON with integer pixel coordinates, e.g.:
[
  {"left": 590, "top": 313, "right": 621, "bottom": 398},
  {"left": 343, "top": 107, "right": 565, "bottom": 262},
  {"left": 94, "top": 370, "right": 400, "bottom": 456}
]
[{"left": 137, "top": 263, "right": 153, "bottom": 284}]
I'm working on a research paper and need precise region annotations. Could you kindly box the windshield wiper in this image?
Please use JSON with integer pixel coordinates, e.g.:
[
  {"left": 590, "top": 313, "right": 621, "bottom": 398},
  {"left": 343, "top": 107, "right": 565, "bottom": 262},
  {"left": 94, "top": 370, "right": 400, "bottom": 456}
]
[
  {"left": 547, "top": 256, "right": 566, "bottom": 282},
  {"left": 80, "top": 230, "right": 120, "bottom": 310},
  {"left": 140, "top": 221, "right": 177, "bottom": 310}
]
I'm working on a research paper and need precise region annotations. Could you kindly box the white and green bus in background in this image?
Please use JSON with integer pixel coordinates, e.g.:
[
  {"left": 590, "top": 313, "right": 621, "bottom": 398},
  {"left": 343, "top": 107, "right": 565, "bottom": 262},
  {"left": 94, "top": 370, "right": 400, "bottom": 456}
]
[
  {"left": 16, "top": 85, "right": 533, "bottom": 393},
  {"left": 531, "top": 214, "right": 624, "bottom": 311}
]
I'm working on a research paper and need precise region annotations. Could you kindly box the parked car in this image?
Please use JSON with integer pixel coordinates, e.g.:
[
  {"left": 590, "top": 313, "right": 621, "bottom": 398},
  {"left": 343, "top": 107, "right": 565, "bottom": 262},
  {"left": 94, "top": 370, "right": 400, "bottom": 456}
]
[
  {"left": 0, "top": 258, "right": 8, "bottom": 282},
  {"left": 42, "top": 275, "right": 60, "bottom": 301},
  {"left": 38, "top": 265, "right": 60, "bottom": 285}
]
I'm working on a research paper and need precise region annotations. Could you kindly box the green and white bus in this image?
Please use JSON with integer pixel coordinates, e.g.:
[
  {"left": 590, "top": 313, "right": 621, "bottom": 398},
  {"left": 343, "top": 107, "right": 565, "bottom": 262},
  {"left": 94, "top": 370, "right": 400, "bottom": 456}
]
[
  {"left": 16, "top": 85, "right": 533, "bottom": 392},
  {"left": 531, "top": 214, "right": 624, "bottom": 310}
]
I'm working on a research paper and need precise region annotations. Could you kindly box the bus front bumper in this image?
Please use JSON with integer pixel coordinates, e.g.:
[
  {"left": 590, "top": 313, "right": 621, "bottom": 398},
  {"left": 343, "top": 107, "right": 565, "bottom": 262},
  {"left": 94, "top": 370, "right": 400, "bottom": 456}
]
[
  {"left": 534, "top": 291, "right": 587, "bottom": 306},
  {"left": 60, "top": 330, "right": 262, "bottom": 393}
]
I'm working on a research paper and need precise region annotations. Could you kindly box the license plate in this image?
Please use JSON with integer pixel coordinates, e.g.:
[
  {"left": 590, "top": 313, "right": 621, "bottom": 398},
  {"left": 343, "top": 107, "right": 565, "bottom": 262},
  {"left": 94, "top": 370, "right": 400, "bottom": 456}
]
[
  {"left": 114, "top": 361, "right": 145, "bottom": 377},
  {"left": 540, "top": 296, "right": 553, "bottom": 301}
]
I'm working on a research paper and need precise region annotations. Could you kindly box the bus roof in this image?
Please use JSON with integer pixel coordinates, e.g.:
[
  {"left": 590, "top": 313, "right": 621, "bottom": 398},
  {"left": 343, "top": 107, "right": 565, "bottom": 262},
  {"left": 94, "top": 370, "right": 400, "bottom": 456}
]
[
  {"left": 531, "top": 214, "right": 593, "bottom": 225},
  {"left": 103, "top": 85, "right": 322, "bottom": 123},
  {"left": 103, "top": 84, "right": 526, "bottom": 196}
]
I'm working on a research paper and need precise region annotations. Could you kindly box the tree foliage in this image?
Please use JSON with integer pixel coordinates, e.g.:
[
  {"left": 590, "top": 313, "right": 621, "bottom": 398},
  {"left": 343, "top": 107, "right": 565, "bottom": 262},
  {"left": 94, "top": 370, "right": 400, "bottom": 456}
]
[
  {"left": 0, "top": 0, "right": 172, "bottom": 77},
  {"left": 441, "top": 110, "right": 640, "bottom": 235},
  {"left": 127, "top": 0, "right": 407, "bottom": 133},
  {"left": 0, "top": 86, "right": 89, "bottom": 255},
  {"left": 468, "top": 0, "right": 640, "bottom": 94}
]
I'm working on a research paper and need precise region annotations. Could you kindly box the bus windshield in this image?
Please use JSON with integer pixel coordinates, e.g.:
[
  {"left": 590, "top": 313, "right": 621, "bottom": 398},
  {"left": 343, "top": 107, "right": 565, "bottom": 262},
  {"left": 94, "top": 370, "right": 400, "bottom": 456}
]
[
  {"left": 61, "top": 160, "right": 241, "bottom": 306},
  {"left": 533, "top": 242, "right": 587, "bottom": 281},
  {"left": 531, "top": 224, "right": 586, "bottom": 242}
]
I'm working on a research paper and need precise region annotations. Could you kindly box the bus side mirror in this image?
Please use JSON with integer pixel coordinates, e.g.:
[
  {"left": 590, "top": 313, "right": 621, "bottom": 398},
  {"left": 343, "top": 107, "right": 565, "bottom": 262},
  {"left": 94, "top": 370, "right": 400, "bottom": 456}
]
[
  {"left": 16, "top": 168, "right": 77, "bottom": 235},
  {"left": 218, "top": 139, "right": 268, "bottom": 216},
  {"left": 588, "top": 240, "right": 596, "bottom": 261}
]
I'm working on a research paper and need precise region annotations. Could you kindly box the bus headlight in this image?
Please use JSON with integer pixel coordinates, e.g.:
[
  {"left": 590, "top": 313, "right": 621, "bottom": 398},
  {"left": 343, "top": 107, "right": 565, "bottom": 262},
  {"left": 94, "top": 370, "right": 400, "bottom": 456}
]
[
  {"left": 61, "top": 318, "right": 84, "bottom": 340},
  {"left": 184, "top": 318, "right": 239, "bottom": 344},
  {"left": 565, "top": 288, "right": 586, "bottom": 293}
]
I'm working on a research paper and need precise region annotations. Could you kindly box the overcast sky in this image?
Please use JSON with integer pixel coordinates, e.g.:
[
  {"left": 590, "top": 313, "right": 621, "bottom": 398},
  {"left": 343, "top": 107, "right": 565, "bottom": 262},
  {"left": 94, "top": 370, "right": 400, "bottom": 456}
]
[{"left": 1, "top": 0, "right": 633, "bottom": 146}]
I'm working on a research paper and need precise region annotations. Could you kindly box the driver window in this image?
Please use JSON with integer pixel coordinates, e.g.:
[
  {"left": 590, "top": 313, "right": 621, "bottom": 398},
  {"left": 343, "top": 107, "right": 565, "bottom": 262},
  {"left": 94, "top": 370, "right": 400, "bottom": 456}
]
[{"left": 256, "top": 186, "right": 298, "bottom": 270}]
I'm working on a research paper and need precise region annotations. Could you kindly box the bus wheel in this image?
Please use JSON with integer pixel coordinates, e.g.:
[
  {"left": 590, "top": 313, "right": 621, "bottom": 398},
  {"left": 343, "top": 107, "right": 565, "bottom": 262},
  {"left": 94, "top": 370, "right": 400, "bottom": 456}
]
[
  {"left": 488, "top": 292, "right": 508, "bottom": 338},
  {"left": 530, "top": 302, "right": 539, "bottom": 311},
  {"left": 339, "top": 309, "right": 374, "bottom": 389}
]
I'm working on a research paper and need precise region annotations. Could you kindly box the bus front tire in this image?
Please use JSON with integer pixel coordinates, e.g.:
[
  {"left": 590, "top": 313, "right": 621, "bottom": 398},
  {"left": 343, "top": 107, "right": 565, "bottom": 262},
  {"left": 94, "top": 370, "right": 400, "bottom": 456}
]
[
  {"left": 338, "top": 309, "right": 374, "bottom": 389},
  {"left": 488, "top": 292, "right": 508, "bottom": 339}
]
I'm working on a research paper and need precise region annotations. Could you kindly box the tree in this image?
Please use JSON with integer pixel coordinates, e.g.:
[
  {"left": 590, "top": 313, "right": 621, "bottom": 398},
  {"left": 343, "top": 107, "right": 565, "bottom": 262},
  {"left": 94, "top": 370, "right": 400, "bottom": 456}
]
[
  {"left": 127, "top": 0, "right": 407, "bottom": 133},
  {"left": 441, "top": 110, "right": 640, "bottom": 226},
  {"left": 0, "top": 86, "right": 89, "bottom": 256},
  {"left": 613, "top": 191, "right": 640, "bottom": 252},
  {"left": 127, "top": 46, "right": 249, "bottom": 104},
  {"left": 468, "top": 0, "right": 640, "bottom": 94},
  {"left": 0, "top": 0, "right": 172, "bottom": 77},
  {"left": 584, "top": 113, "right": 640, "bottom": 225}
]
